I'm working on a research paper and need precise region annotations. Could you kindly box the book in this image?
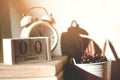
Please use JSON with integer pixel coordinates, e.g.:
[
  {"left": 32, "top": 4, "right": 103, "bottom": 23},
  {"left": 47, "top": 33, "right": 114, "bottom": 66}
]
[
  {"left": 0, "top": 70, "right": 63, "bottom": 80},
  {"left": 0, "top": 56, "right": 68, "bottom": 78}
]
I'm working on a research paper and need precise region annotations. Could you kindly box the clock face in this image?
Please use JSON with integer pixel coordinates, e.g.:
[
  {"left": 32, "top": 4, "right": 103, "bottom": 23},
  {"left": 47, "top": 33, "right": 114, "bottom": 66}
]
[{"left": 20, "top": 21, "right": 58, "bottom": 51}]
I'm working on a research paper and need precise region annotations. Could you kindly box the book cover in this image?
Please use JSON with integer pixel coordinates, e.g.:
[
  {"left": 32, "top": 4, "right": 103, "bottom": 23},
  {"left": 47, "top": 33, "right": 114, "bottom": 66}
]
[{"left": 0, "top": 56, "right": 68, "bottom": 78}]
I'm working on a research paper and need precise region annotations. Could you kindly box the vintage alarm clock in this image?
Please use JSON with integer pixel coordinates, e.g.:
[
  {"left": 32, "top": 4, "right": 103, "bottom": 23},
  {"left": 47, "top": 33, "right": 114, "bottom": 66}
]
[{"left": 20, "top": 7, "right": 58, "bottom": 51}]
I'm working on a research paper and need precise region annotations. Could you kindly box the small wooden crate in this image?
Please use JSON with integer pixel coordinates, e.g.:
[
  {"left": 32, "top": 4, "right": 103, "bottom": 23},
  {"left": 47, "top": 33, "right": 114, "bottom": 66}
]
[{"left": 72, "top": 58, "right": 111, "bottom": 80}]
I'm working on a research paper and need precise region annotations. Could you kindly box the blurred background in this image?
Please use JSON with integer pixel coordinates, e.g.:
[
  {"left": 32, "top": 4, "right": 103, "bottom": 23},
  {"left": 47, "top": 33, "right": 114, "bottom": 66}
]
[{"left": 0, "top": 0, "right": 120, "bottom": 79}]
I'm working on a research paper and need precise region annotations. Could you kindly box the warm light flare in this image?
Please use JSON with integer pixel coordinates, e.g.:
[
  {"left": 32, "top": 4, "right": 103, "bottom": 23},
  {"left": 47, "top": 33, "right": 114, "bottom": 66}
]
[{"left": 10, "top": 0, "right": 120, "bottom": 57}]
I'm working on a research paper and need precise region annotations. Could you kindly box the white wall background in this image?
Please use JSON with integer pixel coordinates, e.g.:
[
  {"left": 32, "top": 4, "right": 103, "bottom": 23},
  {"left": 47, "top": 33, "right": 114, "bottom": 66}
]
[{"left": 10, "top": 0, "right": 120, "bottom": 58}]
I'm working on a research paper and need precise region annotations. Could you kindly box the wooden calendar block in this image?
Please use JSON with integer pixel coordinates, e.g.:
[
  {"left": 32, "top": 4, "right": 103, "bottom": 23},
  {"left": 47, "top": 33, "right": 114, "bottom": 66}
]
[
  {"left": 30, "top": 37, "right": 51, "bottom": 60},
  {"left": 3, "top": 37, "right": 51, "bottom": 65},
  {"left": 13, "top": 39, "right": 31, "bottom": 56}
]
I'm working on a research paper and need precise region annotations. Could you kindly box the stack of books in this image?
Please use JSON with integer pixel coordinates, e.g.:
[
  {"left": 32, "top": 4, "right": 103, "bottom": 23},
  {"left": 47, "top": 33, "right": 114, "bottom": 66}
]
[{"left": 0, "top": 56, "right": 68, "bottom": 80}]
